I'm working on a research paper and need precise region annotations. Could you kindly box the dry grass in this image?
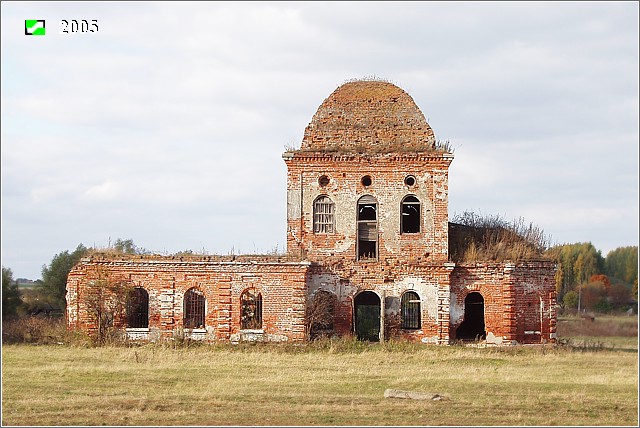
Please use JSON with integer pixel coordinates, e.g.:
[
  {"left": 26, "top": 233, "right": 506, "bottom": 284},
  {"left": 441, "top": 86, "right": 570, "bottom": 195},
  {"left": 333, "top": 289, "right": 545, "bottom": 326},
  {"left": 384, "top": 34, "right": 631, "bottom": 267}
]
[
  {"left": 449, "top": 212, "right": 551, "bottom": 262},
  {"left": 556, "top": 314, "right": 638, "bottom": 350},
  {"left": 2, "top": 338, "right": 638, "bottom": 426}
]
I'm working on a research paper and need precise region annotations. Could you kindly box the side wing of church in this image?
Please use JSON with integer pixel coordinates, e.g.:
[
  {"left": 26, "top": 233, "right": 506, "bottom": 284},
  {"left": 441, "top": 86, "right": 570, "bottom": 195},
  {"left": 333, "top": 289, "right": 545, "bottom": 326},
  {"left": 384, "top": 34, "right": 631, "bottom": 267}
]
[{"left": 66, "top": 80, "right": 557, "bottom": 345}]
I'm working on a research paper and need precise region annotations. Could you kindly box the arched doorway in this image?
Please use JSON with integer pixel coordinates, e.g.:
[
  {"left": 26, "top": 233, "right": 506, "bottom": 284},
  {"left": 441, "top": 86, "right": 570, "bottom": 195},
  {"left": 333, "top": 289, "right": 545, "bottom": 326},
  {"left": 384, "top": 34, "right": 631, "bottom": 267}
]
[
  {"left": 456, "top": 292, "right": 486, "bottom": 340},
  {"left": 354, "top": 291, "right": 381, "bottom": 341}
]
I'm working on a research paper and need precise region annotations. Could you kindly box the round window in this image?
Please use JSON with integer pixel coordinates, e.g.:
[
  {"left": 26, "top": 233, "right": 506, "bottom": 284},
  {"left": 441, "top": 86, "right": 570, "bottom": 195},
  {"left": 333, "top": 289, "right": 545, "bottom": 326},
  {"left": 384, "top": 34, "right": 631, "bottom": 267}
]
[
  {"left": 404, "top": 175, "right": 416, "bottom": 186},
  {"left": 319, "top": 175, "right": 330, "bottom": 187},
  {"left": 361, "top": 175, "right": 372, "bottom": 187}
]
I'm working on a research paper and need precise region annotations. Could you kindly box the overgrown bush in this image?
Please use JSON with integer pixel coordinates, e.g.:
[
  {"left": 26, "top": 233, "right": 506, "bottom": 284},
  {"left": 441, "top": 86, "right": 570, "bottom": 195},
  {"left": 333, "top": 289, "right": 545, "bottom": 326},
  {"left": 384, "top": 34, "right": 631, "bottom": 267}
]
[
  {"left": 563, "top": 290, "right": 579, "bottom": 309},
  {"left": 383, "top": 313, "right": 402, "bottom": 341},
  {"left": 2, "top": 317, "right": 90, "bottom": 346},
  {"left": 305, "top": 291, "right": 337, "bottom": 340},
  {"left": 594, "top": 299, "right": 613, "bottom": 313},
  {"left": 449, "top": 212, "right": 551, "bottom": 262}
]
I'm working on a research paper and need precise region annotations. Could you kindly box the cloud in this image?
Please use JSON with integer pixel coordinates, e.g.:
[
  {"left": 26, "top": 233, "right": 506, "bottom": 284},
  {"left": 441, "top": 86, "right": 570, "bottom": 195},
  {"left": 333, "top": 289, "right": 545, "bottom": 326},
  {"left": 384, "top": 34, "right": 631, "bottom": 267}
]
[{"left": 1, "top": 1, "right": 637, "bottom": 279}]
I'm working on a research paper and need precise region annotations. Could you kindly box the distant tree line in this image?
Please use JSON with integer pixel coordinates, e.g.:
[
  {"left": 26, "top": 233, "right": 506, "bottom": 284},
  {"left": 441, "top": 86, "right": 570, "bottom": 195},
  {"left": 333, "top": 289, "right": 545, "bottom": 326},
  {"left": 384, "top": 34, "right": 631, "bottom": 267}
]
[{"left": 545, "top": 244, "right": 637, "bottom": 313}]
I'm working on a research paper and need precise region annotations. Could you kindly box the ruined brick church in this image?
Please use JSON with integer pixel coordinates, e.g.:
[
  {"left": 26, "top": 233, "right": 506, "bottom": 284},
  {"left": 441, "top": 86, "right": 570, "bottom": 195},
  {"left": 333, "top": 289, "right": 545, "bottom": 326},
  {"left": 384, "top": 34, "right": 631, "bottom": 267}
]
[{"left": 66, "top": 80, "right": 557, "bottom": 345}]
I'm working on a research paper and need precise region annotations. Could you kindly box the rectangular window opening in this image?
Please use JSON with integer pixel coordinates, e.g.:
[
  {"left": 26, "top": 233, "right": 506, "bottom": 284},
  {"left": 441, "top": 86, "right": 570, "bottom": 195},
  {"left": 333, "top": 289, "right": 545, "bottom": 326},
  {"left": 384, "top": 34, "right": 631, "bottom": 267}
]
[{"left": 358, "top": 240, "right": 377, "bottom": 260}]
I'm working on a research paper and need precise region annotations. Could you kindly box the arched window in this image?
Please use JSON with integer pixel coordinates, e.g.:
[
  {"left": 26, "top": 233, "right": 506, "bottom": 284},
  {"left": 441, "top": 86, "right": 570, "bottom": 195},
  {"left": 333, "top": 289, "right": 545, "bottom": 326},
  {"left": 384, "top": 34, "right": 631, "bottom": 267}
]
[
  {"left": 357, "top": 195, "right": 378, "bottom": 260},
  {"left": 241, "top": 289, "right": 262, "bottom": 329},
  {"left": 401, "top": 291, "right": 421, "bottom": 330},
  {"left": 314, "top": 196, "right": 335, "bottom": 234},
  {"left": 184, "top": 288, "right": 205, "bottom": 329},
  {"left": 401, "top": 195, "right": 421, "bottom": 234},
  {"left": 126, "top": 287, "right": 149, "bottom": 328}
]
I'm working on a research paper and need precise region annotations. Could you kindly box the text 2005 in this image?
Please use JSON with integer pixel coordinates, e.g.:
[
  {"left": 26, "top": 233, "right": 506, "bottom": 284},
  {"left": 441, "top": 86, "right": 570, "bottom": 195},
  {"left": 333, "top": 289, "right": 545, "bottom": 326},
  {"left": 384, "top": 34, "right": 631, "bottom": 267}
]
[{"left": 60, "top": 19, "right": 98, "bottom": 34}]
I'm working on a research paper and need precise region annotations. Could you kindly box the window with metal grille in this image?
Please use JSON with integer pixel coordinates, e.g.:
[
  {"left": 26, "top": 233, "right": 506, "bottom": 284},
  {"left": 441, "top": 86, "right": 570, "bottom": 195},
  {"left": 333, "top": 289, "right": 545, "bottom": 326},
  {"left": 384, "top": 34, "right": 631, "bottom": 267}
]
[
  {"left": 314, "top": 195, "right": 335, "bottom": 234},
  {"left": 241, "top": 289, "right": 262, "bottom": 329},
  {"left": 357, "top": 195, "right": 378, "bottom": 260},
  {"left": 401, "top": 291, "right": 421, "bottom": 329},
  {"left": 184, "top": 288, "right": 205, "bottom": 329},
  {"left": 126, "top": 287, "right": 149, "bottom": 328},
  {"left": 401, "top": 195, "right": 421, "bottom": 234}
]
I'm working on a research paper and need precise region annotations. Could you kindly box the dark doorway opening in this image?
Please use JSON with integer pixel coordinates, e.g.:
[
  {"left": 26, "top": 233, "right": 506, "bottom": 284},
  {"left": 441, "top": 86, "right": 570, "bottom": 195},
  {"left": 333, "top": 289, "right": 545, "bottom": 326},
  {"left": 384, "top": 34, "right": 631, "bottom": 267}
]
[
  {"left": 354, "top": 291, "right": 380, "bottom": 341},
  {"left": 456, "top": 292, "right": 486, "bottom": 341}
]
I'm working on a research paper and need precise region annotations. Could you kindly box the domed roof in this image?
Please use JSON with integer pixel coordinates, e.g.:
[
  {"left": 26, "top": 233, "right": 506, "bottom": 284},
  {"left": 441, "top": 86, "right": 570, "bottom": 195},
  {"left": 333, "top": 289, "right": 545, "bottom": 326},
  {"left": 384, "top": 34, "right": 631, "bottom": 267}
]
[{"left": 300, "top": 80, "right": 437, "bottom": 153}]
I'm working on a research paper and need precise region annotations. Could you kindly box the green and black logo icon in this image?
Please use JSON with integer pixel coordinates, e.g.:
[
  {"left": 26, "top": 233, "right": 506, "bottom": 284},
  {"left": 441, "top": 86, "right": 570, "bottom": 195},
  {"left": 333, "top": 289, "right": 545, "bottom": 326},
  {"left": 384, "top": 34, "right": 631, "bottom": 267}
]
[{"left": 25, "top": 20, "right": 46, "bottom": 36}]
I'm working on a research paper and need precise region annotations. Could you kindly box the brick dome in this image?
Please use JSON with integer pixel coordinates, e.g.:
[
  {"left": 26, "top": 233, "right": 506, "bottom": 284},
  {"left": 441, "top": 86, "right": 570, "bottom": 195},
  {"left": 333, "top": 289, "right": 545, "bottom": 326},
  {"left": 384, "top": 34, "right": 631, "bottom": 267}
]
[{"left": 300, "top": 80, "right": 437, "bottom": 153}]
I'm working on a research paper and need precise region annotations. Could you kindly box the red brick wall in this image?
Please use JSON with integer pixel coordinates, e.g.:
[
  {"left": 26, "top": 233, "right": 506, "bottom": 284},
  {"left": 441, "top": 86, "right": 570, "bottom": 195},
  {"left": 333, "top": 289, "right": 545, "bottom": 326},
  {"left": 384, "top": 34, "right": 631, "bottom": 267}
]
[
  {"left": 67, "top": 255, "right": 310, "bottom": 342},
  {"left": 284, "top": 152, "right": 453, "bottom": 264},
  {"left": 67, "top": 256, "right": 555, "bottom": 345},
  {"left": 450, "top": 261, "right": 557, "bottom": 344},
  {"left": 306, "top": 260, "right": 454, "bottom": 344}
]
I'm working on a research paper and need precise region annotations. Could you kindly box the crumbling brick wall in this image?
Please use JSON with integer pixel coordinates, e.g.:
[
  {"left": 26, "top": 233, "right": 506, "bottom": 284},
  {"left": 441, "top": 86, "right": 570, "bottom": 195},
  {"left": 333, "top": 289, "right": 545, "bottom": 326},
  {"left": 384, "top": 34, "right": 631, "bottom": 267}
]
[
  {"left": 283, "top": 153, "right": 452, "bottom": 264},
  {"left": 66, "top": 79, "right": 557, "bottom": 346},
  {"left": 450, "top": 261, "right": 557, "bottom": 344},
  {"left": 67, "top": 254, "right": 310, "bottom": 342},
  {"left": 306, "top": 260, "right": 454, "bottom": 344}
]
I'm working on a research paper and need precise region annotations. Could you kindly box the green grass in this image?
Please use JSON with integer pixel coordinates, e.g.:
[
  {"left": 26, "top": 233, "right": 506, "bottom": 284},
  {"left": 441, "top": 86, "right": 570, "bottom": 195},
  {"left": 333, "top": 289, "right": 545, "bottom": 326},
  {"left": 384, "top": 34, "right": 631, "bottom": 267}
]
[{"left": 2, "top": 340, "right": 638, "bottom": 426}]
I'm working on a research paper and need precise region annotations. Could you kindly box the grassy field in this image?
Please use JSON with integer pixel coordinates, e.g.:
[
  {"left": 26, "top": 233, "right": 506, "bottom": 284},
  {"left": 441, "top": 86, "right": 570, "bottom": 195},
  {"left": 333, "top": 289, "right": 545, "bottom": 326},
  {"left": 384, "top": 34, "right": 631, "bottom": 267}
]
[
  {"left": 556, "top": 313, "right": 638, "bottom": 351},
  {"left": 2, "top": 342, "right": 638, "bottom": 426},
  {"left": 2, "top": 315, "right": 638, "bottom": 426}
]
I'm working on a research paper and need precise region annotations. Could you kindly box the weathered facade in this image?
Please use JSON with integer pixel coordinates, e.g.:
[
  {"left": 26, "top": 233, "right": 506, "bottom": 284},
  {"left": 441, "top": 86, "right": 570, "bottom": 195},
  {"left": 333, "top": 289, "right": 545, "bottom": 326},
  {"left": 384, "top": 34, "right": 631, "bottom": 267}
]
[{"left": 66, "top": 80, "right": 557, "bottom": 345}]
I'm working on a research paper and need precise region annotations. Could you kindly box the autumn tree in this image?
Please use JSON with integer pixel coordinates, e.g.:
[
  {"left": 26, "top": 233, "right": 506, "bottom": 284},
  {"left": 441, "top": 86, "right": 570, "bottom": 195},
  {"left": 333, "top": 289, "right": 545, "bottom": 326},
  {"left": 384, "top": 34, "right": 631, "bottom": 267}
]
[
  {"left": 545, "top": 242, "right": 604, "bottom": 302},
  {"left": 562, "top": 290, "right": 578, "bottom": 310},
  {"left": 580, "top": 281, "right": 608, "bottom": 311},
  {"left": 589, "top": 274, "right": 611, "bottom": 291}
]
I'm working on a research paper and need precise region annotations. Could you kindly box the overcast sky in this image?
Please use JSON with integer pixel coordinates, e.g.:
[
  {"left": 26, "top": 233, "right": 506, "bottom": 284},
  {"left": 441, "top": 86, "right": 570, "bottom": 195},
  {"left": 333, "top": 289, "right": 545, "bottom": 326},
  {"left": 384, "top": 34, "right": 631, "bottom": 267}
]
[{"left": 2, "top": 1, "right": 638, "bottom": 280}]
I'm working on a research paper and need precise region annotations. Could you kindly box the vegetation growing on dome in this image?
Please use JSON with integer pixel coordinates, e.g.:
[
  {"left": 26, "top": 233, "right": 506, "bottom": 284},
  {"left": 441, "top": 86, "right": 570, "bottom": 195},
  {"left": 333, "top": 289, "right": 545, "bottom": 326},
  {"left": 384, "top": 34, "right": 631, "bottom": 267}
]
[{"left": 331, "top": 78, "right": 404, "bottom": 101}]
